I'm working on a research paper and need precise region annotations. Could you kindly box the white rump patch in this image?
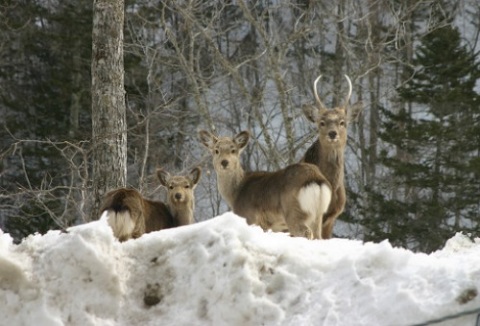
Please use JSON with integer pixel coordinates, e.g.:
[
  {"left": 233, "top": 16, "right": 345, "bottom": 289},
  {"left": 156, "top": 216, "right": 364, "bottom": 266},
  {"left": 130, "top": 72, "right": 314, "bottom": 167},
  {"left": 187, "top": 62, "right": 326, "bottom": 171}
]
[
  {"left": 105, "top": 210, "right": 135, "bottom": 239},
  {"left": 298, "top": 183, "right": 332, "bottom": 222},
  {"left": 99, "top": 210, "right": 109, "bottom": 222}
]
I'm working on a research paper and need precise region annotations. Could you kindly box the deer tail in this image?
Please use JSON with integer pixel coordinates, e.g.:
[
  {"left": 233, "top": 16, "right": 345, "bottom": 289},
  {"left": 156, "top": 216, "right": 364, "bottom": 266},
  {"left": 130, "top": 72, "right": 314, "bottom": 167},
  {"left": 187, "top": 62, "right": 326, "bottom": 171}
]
[{"left": 101, "top": 190, "right": 137, "bottom": 241}]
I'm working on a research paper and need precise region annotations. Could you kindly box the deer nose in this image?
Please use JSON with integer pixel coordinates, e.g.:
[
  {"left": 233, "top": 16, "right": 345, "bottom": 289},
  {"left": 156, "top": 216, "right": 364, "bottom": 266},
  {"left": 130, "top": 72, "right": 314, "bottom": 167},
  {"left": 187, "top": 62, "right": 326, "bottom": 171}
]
[
  {"left": 328, "top": 131, "right": 337, "bottom": 139},
  {"left": 175, "top": 193, "right": 182, "bottom": 200},
  {"left": 221, "top": 160, "right": 229, "bottom": 168}
]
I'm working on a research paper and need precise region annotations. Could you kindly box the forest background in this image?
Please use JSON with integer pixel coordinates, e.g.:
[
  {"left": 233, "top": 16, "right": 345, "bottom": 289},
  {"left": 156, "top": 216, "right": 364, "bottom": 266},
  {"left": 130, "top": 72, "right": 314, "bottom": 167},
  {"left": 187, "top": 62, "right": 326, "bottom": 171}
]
[{"left": 1, "top": 0, "right": 479, "bottom": 253}]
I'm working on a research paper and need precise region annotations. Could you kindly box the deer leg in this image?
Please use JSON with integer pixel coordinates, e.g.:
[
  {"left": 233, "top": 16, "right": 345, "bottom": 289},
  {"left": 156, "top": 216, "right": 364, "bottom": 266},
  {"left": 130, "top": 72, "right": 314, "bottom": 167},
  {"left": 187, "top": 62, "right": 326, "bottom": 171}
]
[
  {"left": 290, "top": 224, "right": 313, "bottom": 239},
  {"left": 284, "top": 207, "right": 313, "bottom": 240},
  {"left": 312, "top": 215, "right": 323, "bottom": 240},
  {"left": 321, "top": 215, "right": 337, "bottom": 239},
  {"left": 321, "top": 186, "right": 345, "bottom": 239}
]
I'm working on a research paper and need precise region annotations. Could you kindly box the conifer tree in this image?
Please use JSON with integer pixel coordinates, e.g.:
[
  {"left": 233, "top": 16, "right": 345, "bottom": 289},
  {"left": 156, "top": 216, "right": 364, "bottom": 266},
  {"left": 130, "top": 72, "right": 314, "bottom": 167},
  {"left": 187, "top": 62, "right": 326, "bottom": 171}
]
[{"left": 377, "top": 15, "right": 480, "bottom": 252}]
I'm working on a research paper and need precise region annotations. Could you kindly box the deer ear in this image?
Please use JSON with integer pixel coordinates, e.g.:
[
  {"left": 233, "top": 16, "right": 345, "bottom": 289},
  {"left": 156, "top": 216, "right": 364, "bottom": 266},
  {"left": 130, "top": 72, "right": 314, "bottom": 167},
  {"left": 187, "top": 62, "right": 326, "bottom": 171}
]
[
  {"left": 347, "top": 100, "right": 364, "bottom": 122},
  {"left": 234, "top": 131, "right": 250, "bottom": 150},
  {"left": 302, "top": 104, "right": 322, "bottom": 123},
  {"left": 157, "top": 169, "right": 170, "bottom": 187},
  {"left": 198, "top": 130, "right": 217, "bottom": 149},
  {"left": 190, "top": 167, "right": 202, "bottom": 187}
]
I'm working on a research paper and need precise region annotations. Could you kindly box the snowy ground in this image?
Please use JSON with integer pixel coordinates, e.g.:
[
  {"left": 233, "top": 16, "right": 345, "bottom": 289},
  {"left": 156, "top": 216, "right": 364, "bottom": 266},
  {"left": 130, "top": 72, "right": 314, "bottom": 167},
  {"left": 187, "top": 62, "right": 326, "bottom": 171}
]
[{"left": 1, "top": 212, "right": 480, "bottom": 326}]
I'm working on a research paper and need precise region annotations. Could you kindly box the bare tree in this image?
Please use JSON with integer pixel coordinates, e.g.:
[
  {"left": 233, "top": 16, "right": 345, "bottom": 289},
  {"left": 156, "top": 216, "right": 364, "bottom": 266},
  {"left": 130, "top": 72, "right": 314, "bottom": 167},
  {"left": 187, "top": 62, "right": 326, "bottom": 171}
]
[{"left": 91, "top": 0, "right": 127, "bottom": 219}]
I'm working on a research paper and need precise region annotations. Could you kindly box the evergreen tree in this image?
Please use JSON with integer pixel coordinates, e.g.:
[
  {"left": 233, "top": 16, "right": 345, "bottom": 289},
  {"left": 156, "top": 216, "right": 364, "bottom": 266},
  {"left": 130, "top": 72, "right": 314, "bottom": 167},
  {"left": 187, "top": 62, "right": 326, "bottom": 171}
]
[
  {"left": 376, "top": 19, "right": 480, "bottom": 252},
  {"left": 1, "top": 1, "right": 93, "bottom": 241}
]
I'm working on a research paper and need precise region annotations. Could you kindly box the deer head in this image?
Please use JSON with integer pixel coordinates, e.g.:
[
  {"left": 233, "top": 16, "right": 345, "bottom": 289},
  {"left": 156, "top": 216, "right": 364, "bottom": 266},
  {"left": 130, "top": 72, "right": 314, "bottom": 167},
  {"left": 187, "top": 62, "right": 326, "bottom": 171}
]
[
  {"left": 157, "top": 167, "right": 201, "bottom": 205},
  {"left": 302, "top": 74, "right": 352, "bottom": 149},
  {"left": 198, "top": 130, "right": 250, "bottom": 175}
]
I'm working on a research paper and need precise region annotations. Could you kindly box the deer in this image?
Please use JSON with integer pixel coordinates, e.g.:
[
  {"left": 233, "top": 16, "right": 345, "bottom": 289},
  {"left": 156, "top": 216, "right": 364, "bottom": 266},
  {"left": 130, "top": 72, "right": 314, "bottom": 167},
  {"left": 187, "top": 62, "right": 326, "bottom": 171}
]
[
  {"left": 301, "top": 74, "right": 353, "bottom": 239},
  {"left": 99, "top": 167, "right": 201, "bottom": 241},
  {"left": 199, "top": 130, "right": 332, "bottom": 240}
]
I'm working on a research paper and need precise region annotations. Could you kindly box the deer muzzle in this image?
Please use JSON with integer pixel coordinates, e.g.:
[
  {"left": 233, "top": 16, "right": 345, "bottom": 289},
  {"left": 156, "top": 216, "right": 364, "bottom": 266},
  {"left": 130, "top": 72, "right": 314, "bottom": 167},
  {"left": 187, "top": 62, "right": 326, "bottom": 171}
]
[{"left": 328, "top": 130, "right": 338, "bottom": 142}]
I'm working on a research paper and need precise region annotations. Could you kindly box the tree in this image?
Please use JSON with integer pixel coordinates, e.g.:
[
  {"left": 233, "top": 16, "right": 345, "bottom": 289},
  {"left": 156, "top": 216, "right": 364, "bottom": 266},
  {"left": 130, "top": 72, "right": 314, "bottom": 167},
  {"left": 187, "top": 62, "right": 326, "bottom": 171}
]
[
  {"left": 378, "top": 13, "right": 480, "bottom": 252},
  {"left": 1, "top": 0, "right": 479, "bottom": 248},
  {"left": 91, "top": 0, "right": 127, "bottom": 219},
  {"left": 0, "top": 1, "right": 93, "bottom": 240}
]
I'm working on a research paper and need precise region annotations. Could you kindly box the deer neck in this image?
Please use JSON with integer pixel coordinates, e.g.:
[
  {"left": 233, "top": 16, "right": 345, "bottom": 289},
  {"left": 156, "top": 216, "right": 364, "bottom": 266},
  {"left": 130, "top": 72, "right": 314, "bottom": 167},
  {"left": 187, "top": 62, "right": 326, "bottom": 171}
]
[
  {"left": 168, "top": 202, "right": 193, "bottom": 225},
  {"left": 216, "top": 167, "right": 245, "bottom": 209},
  {"left": 317, "top": 141, "right": 345, "bottom": 190}
]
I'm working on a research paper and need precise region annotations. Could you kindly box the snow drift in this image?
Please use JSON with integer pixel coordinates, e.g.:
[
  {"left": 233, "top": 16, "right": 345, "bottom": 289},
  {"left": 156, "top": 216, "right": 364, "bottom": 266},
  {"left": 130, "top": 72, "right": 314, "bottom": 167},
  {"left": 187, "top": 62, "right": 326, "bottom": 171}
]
[{"left": 1, "top": 212, "right": 479, "bottom": 326}]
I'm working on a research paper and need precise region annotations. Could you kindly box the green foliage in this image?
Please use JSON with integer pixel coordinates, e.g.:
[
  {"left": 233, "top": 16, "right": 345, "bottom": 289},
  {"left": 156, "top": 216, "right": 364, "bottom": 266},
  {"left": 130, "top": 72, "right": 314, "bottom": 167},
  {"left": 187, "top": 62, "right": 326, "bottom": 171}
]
[
  {"left": 374, "top": 22, "right": 480, "bottom": 252},
  {"left": 0, "top": 1, "right": 93, "bottom": 242},
  {"left": 3, "top": 197, "right": 62, "bottom": 244},
  {"left": 1, "top": 0, "right": 479, "bottom": 249}
]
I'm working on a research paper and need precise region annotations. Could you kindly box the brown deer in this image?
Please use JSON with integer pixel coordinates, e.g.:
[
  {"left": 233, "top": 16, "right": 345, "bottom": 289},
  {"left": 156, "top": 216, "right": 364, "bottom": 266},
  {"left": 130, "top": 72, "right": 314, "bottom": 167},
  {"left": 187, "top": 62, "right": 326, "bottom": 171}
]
[
  {"left": 301, "top": 74, "right": 352, "bottom": 239},
  {"left": 100, "top": 167, "right": 201, "bottom": 241},
  {"left": 199, "top": 130, "right": 332, "bottom": 239}
]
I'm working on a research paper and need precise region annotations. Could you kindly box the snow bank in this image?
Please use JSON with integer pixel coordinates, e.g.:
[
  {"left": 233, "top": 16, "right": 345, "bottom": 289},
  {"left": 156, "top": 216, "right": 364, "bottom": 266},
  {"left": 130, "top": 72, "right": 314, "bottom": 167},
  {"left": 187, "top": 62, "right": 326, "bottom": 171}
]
[{"left": 1, "top": 213, "right": 479, "bottom": 326}]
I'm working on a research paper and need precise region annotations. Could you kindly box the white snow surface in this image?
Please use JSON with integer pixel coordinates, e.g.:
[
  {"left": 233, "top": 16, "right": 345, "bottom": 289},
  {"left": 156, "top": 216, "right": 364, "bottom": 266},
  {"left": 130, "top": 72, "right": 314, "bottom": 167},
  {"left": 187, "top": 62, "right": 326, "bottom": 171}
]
[{"left": 1, "top": 212, "right": 480, "bottom": 326}]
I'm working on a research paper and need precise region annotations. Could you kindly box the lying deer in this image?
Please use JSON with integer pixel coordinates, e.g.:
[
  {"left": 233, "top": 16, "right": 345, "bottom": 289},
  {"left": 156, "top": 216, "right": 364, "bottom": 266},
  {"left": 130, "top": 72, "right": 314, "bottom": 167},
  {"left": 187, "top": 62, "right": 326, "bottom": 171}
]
[
  {"left": 100, "top": 167, "right": 201, "bottom": 241},
  {"left": 199, "top": 130, "right": 332, "bottom": 239},
  {"left": 301, "top": 74, "right": 353, "bottom": 239}
]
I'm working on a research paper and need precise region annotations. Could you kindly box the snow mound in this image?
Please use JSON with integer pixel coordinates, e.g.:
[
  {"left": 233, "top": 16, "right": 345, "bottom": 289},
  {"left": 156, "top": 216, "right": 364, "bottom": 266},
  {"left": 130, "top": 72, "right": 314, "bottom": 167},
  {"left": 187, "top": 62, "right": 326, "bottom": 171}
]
[{"left": 1, "top": 212, "right": 480, "bottom": 325}]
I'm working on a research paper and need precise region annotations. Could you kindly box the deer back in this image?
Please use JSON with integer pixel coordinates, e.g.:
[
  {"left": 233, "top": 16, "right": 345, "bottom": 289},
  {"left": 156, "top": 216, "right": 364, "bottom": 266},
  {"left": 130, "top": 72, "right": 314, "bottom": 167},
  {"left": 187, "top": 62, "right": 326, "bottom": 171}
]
[
  {"left": 142, "top": 198, "right": 176, "bottom": 231},
  {"left": 234, "top": 163, "right": 330, "bottom": 224}
]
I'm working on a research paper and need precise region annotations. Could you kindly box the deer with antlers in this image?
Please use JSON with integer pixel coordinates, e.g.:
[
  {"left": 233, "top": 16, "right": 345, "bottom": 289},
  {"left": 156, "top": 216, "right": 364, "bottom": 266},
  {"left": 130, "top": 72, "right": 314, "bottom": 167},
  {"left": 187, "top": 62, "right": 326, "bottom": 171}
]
[
  {"left": 199, "top": 130, "right": 332, "bottom": 239},
  {"left": 100, "top": 167, "right": 201, "bottom": 241},
  {"left": 301, "top": 74, "right": 353, "bottom": 239}
]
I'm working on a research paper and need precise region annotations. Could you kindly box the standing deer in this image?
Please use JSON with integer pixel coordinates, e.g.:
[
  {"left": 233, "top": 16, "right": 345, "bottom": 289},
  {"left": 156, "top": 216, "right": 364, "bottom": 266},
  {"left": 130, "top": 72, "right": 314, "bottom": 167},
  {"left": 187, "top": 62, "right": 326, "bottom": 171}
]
[
  {"left": 301, "top": 74, "right": 352, "bottom": 239},
  {"left": 100, "top": 167, "right": 201, "bottom": 241},
  {"left": 199, "top": 130, "right": 332, "bottom": 239}
]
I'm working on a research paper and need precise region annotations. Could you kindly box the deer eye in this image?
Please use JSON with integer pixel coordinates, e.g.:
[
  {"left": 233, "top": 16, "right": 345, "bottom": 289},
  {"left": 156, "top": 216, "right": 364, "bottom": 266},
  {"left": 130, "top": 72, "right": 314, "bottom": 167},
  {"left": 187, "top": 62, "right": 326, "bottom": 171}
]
[
  {"left": 319, "top": 121, "right": 326, "bottom": 127},
  {"left": 215, "top": 149, "right": 219, "bottom": 154},
  {"left": 169, "top": 185, "right": 174, "bottom": 190},
  {"left": 185, "top": 185, "right": 190, "bottom": 189},
  {"left": 231, "top": 149, "right": 236, "bottom": 154},
  {"left": 339, "top": 120, "right": 345, "bottom": 126}
]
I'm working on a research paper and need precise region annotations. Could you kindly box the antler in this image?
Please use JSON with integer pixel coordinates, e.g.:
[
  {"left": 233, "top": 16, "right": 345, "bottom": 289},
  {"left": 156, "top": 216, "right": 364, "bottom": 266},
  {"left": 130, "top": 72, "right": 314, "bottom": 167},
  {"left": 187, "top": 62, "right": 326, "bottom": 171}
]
[
  {"left": 313, "top": 75, "right": 326, "bottom": 109},
  {"left": 313, "top": 74, "right": 352, "bottom": 109},
  {"left": 343, "top": 74, "right": 352, "bottom": 108}
]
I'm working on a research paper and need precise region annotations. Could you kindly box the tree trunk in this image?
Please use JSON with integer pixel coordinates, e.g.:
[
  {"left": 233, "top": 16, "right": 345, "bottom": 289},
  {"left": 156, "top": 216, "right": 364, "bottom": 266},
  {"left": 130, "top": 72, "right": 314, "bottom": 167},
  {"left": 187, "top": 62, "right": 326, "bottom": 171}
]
[
  {"left": 91, "top": 0, "right": 126, "bottom": 219},
  {"left": 69, "top": 41, "right": 82, "bottom": 139}
]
